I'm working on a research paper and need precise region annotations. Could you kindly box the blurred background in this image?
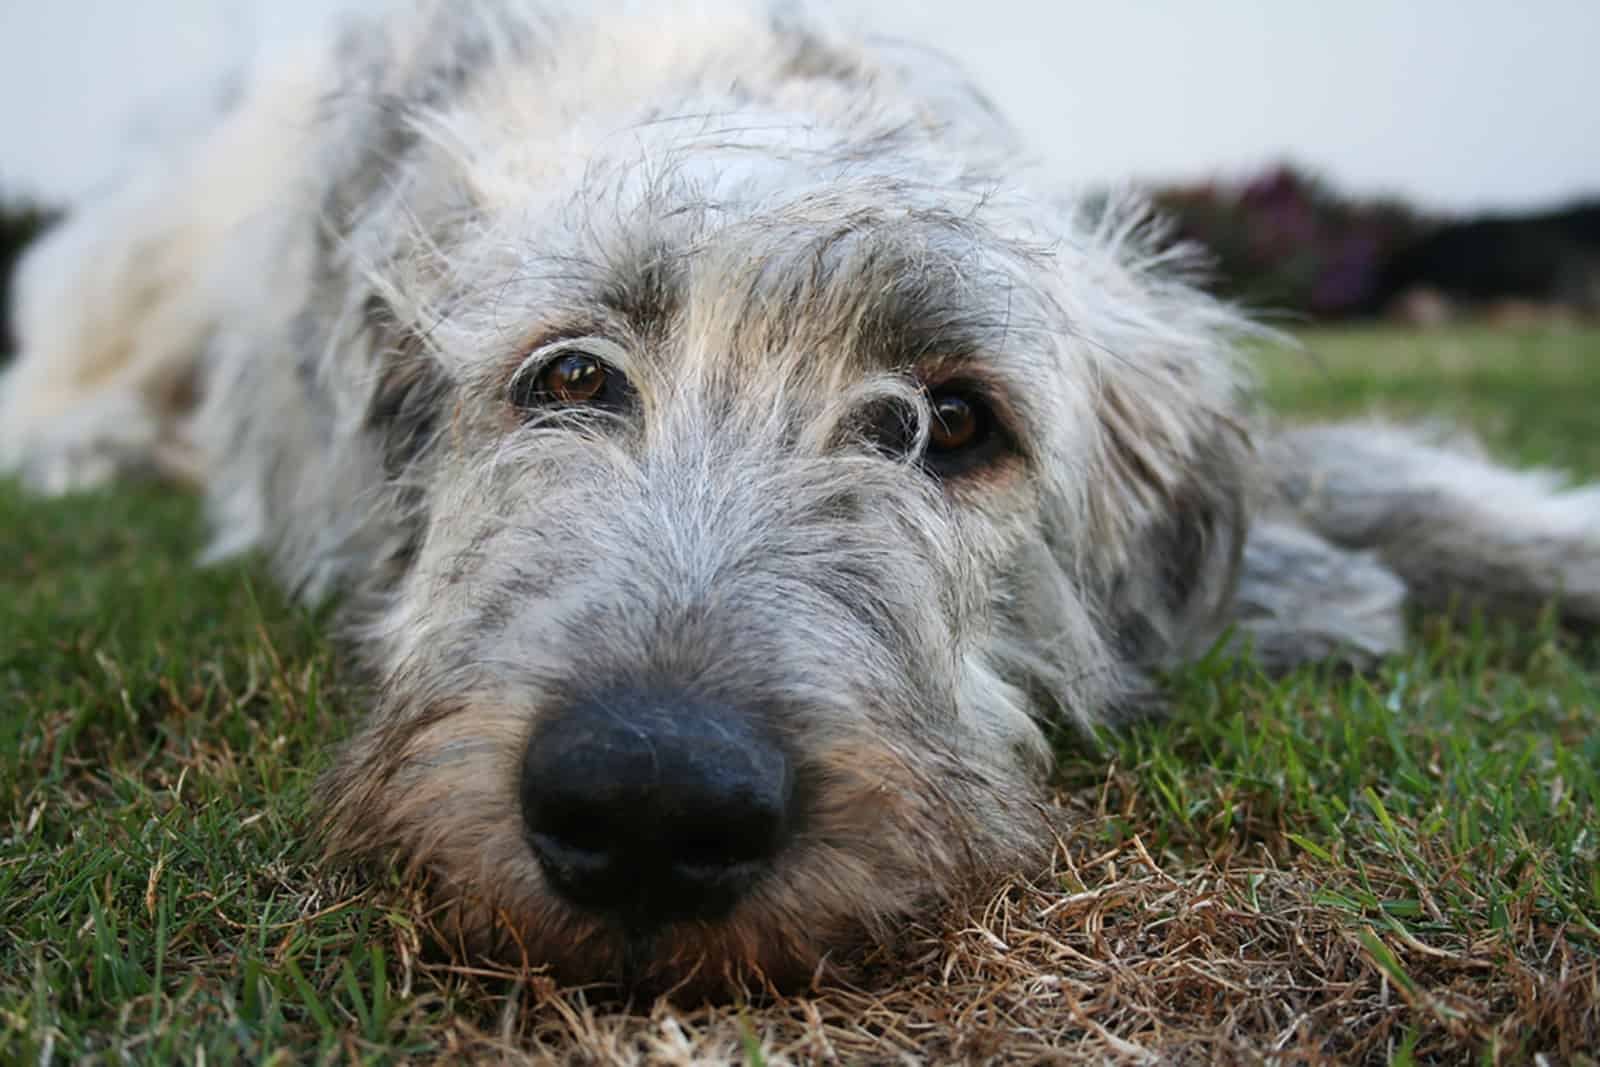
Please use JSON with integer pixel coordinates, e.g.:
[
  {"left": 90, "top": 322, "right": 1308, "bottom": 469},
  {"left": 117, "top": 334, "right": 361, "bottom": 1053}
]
[{"left": 1, "top": 0, "right": 1597, "bottom": 325}]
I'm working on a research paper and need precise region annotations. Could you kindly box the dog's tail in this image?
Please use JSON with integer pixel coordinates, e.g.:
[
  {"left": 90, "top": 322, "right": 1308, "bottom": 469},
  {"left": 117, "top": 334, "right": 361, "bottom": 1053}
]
[{"left": 1222, "top": 421, "right": 1597, "bottom": 672}]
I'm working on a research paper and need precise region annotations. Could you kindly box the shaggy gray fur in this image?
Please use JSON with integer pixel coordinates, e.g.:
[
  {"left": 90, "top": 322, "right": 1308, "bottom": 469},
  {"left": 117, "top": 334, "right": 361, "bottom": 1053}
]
[{"left": 3, "top": 0, "right": 1596, "bottom": 992}]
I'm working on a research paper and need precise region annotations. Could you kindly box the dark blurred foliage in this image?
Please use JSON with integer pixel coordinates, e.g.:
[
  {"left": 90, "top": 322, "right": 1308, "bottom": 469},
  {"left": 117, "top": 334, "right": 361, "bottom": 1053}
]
[
  {"left": 1375, "top": 201, "right": 1600, "bottom": 315},
  {"left": 1, "top": 193, "right": 63, "bottom": 354},
  {"left": 1149, "top": 163, "right": 1436, "bottom": 319}
]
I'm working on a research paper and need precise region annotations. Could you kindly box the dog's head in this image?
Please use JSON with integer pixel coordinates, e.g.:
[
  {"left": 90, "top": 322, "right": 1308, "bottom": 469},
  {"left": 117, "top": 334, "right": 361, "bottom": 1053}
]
[{"left": 307, "top": 4, "right": 1252, "bottom": 994}]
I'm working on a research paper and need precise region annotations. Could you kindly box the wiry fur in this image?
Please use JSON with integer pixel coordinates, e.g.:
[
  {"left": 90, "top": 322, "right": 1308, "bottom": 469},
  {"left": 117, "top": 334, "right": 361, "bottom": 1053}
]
[{"left": 3, "top": 0, "right": 1596, "bottom": 993}]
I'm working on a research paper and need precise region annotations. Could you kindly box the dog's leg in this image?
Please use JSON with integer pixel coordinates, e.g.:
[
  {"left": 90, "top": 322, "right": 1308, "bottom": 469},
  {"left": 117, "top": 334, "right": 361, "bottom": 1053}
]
[
  {"left": 1224, "top": 518, "right": 1410, "bottom": 670},
  {"left": 1266, "top": 421, "right": 1600, "bottom": 629}
]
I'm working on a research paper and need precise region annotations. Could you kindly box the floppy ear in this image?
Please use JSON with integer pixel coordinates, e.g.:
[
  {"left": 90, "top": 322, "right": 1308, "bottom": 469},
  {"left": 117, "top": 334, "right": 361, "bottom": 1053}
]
[
  {"left": 1012, "top": 373, "right": 1251, "bottom": 730},
  {"left": 1030, "top": 197, "right": 1259, "bottom": 689},
  {"left": 361, "top": 295, "right": 452, "bottom": 479},
  {"left": 1093, "top": 403, "right": 1250, "bottom": 672}
]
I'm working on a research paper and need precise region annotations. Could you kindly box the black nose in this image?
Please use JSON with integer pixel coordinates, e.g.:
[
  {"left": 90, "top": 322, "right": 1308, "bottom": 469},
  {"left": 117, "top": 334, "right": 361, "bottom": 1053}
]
[{"left": 520, "top": 688, "right": 794, "bottom": 927}]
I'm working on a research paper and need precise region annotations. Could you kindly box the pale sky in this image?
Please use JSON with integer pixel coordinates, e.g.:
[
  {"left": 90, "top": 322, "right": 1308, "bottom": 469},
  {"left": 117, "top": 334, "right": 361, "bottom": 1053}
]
[{"left": 1, "top": 0, "right": 1596, "bottom": 212}]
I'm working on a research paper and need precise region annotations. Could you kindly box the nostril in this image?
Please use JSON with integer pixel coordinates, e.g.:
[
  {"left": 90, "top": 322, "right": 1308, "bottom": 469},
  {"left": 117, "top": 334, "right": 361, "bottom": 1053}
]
[
  {"left": 525, "top": 831, "right": 612, "bottom": 888},
  {"left": 519, "top": 689, "right": 794, "bottom": 926}
]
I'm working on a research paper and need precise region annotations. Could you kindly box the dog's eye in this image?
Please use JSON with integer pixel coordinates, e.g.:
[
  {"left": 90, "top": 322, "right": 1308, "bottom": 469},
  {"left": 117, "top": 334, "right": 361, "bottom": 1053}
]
[
  {"left": 542, "top": 354, "right": 608, "bottom": 405},
  {"left": 857, "top": 384, "right": 1008, "bottom": 477},
  {"left": 921, "top": 385, "right": 1001, "bottom": 476},
  {"left": 929, "top": 392, "right": 984, "bottom": 452},
  {"left": 510, "top": 347, "right": 633, "bottom": 414}
]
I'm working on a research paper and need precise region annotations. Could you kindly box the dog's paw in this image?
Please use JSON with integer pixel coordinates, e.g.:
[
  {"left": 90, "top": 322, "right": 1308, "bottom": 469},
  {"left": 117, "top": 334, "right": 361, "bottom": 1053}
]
[
  {"left": 0, "top": 381, "right": 164, "bottom": 495},
  {"left": 1231, "top": 520, "right": 1409, "bottom": 670},
  {"left": 1549, "top": 485, "right": 1600, "bottom": 623}
]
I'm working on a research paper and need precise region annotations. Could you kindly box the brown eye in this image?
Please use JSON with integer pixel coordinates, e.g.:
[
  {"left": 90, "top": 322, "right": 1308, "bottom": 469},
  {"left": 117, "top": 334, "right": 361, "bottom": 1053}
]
[
  {"left": 510, "top": 346, "right": 634, "bottom": 415},
  {"left": 928, "top": 392, "right": 982, "bottom": 453},
  {"left": 920, "top": 384, "right": 1009, "bottom": 478},
  {"left": 543, "top": 353, "right": 607, "bottom": 405}
]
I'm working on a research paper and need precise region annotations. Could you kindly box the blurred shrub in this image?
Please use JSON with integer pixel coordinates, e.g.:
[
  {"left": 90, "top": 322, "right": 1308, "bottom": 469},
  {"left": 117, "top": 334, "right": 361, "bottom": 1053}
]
[
  {"left": 1, "top": 193, "right": 62, "bottom": 353},
  {"left": 1148, "top": 163, "right": 1433, "bottom": 319}
]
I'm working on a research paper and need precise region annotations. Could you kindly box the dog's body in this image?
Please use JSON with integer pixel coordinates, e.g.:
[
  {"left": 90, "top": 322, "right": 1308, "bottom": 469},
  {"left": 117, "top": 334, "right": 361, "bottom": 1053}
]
[{"left": 4, "top": 0, "right": 1596, "bottom": 993}]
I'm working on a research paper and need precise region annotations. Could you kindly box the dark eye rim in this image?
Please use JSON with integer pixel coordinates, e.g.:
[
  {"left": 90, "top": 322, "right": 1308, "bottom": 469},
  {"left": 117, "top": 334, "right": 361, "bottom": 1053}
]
[
  {"left": 508, "top": 339, "right": 634, "bottom": 415},
  {"left": 856, "top": 377, "right": 1017, "bottom": 478}
]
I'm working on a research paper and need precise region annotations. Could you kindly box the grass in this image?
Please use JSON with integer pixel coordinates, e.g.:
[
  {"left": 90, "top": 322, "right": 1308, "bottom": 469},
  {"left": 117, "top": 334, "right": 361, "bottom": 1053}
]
[{"left": 3, "top": 325, "right": 1597, "bottom": 1064}]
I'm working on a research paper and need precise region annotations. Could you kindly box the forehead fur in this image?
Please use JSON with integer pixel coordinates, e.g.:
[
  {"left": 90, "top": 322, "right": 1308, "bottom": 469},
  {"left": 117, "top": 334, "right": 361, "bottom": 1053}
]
[{"left": 336, "top": 0, "right": 1252, "bottom": 592}]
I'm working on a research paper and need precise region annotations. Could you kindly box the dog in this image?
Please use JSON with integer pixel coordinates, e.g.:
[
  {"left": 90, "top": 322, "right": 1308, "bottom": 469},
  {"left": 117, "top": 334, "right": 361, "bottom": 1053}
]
[{"left": 3, "top": 0, "right": 1596, "bottom": 995}]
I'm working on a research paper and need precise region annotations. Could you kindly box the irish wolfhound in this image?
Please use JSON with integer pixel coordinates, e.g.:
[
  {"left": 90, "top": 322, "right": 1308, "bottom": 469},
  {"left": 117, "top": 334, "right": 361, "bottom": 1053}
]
[{"left": 3, "top": 0, "right": 1595, "bottom": 994}]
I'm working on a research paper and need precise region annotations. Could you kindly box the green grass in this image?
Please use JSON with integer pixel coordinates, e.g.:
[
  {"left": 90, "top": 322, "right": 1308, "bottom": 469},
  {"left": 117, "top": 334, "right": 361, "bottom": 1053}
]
[{"left": 3, "top": 326, "right": 1597, "bottom": 1064}]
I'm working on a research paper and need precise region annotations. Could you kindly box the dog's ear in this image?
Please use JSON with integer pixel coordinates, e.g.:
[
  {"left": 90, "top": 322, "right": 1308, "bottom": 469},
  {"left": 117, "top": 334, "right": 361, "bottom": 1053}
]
[
  {"left": 363, "top": 295, "right": 451, "bottom": 481},
  {"left": 1029, "top": 196, "right": 1257, "bottom": 682},
  {"left": 354, "top": 292, "right": 454, "bottom": 579},
  {"left": 1092, "top": 402, "right": 1250, "bottom": 672},
  {"left": 1016, "top": 379, "right": 1249, "bottom": 729}
]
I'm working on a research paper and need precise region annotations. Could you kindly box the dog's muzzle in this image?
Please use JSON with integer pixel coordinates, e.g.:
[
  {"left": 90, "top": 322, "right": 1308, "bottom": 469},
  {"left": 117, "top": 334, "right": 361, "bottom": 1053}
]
[{"left": 520, "top": 687, "right": 794, "bottom": 929}]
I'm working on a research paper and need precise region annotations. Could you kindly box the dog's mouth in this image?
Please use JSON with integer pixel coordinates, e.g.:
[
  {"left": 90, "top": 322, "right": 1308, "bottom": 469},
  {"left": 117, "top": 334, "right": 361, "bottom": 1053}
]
[
  {"left": 522, "top": 826, "right": 784, "bottom": 933},
  {"left": 414, "top": 874, "right": 846, "bottom": 999},
  {"left": 324, "top": 685, "right": 1041, "bottom": 996}
]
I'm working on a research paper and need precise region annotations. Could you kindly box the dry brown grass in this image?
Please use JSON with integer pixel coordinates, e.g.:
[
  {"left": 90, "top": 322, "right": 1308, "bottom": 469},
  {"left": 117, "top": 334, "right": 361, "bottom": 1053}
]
[{"left": 328, "top": 768, "right": 1596, "bottom": 1066}]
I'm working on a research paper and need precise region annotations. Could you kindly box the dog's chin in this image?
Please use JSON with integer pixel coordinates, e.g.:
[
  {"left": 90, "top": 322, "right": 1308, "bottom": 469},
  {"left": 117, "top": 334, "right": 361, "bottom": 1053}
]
[
  {"left": 325, "top": 723, "right": 1050, "bottom": 998},
  {"left": 421, "top": 877, "right": 863, "bottom": 1000}
]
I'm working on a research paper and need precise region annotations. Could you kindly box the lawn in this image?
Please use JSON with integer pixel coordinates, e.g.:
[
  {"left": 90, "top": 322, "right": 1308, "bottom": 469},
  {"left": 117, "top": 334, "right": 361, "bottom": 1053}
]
[{"left": 2, "top": 326, "right": 1597, "bottom": 1064}]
